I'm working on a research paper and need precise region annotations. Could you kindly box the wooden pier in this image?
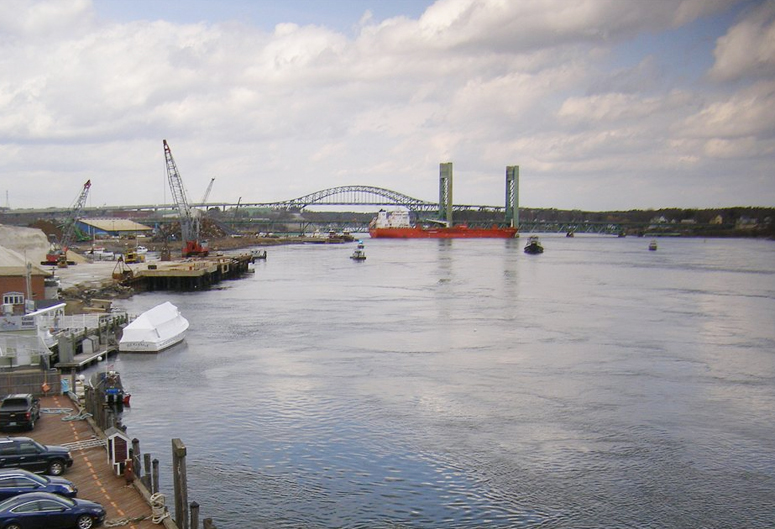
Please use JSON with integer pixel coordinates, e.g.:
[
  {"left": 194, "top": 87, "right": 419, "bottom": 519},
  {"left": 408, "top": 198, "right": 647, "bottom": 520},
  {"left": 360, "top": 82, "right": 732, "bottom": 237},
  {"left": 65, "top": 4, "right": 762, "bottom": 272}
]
[
  {"left": 9, "top": 394, "right": 177, "bottom": 529},
  {"left": 126, "top": 254, "right": 254, "bottom": 292}
]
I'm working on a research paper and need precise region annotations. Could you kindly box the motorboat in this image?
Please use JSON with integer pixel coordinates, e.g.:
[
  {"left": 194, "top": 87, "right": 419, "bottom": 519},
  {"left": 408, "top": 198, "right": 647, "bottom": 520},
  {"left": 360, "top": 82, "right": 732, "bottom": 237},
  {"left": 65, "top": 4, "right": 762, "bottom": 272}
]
[
  {"left": 118, "top": 301, "right": 189, "bottom": 353},
  {"left": 524, "top": 236, "right": 544, "bottom": 254},
  {"left": 350, "top": 241, "right": 367, "bottom": 261},
  {"left": 91, "top": 370, "right": 128, "bottom": 406},
  {"left": 649, "top": 239, "right": 658, "bottom": 251}
]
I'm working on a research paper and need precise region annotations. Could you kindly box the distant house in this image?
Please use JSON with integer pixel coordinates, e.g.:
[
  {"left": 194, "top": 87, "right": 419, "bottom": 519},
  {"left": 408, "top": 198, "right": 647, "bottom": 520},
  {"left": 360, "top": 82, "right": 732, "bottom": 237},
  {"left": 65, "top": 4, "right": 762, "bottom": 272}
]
[
  {"left": 710, "top": 215, "right": 723, "bottom": 225},
  {"left": 650, "top": 215, "right": 668, "bottom": 224},
  {"left": 0, "top": 246, "right": 52, "bottom": 314},
  {"left": 76, "top": 218, "right": 153, "bottom": 239}
]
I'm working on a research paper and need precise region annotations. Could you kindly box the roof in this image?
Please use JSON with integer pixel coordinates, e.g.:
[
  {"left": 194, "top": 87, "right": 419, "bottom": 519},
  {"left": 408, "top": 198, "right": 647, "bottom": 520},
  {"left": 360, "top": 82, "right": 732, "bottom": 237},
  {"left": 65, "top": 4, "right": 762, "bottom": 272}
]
[
  {"left": 0, "top": 246, "right": 51, "bottom": 276},
  {"left": 79, "top": 218, "right": 153, "bottom": 232}
]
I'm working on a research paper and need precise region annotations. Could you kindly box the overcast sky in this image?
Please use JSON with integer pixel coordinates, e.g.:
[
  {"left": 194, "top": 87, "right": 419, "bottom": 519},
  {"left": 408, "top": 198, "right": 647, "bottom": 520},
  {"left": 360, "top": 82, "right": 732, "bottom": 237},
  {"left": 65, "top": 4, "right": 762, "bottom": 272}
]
[{"left": 1, "top": 0, "right": 774, "bottom": 211}]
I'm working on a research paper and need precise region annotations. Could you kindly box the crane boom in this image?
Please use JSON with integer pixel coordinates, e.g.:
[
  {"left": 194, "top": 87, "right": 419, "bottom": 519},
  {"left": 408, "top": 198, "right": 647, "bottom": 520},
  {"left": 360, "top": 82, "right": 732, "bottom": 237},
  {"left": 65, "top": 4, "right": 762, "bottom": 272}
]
[
  {"left": 163, "top": 140, "right": 208, "bottom": 257},
  {"left": 43, "top": 179, "right": 91, "bottom": 266},
  {"left": 201, "top": 177, "right": 215, "bottom": 204}
]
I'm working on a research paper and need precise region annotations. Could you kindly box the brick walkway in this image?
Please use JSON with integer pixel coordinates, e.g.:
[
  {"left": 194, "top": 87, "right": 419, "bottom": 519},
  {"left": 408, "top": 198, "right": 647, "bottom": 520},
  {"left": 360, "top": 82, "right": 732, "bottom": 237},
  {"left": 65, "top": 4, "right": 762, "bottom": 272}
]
[{"left": 8, "top": 395, "right": 174, "bottom": 529}]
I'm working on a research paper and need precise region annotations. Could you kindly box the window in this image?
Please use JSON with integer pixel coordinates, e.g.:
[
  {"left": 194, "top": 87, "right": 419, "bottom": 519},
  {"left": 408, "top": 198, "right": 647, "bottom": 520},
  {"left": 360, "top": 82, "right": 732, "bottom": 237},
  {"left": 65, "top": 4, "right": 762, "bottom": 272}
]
[
  {"left": 12, "top": 500, "right": 41, "bottom": 513},
  {"left": 17, "top": 441, "right": 39, "bottom": 455},
  {"left": 38, "top": 499, "right": 66, "bottom": 512},
  {"left": 2, "top": 292, "right": 24, "bottom": 305},
  {"left": 16, "top": 477, "right": 37, "bottom": 488},
  {"left": 0, "top": 445, "right": 16, "bottom": 456}
]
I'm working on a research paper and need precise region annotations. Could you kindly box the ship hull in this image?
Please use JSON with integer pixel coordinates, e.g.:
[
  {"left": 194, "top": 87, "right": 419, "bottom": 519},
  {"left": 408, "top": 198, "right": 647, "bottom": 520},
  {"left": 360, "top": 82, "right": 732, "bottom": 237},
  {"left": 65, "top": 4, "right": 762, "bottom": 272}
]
[{"left": 369, "top": 226, "right": 518, "bottom": 239}]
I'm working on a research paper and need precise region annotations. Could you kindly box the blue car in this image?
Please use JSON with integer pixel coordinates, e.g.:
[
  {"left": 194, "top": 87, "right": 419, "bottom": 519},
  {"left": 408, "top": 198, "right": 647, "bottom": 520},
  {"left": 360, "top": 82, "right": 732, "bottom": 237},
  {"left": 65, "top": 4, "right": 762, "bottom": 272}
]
[
  {"left": 0, "top": 491, "right": 105, "bottom": 529},
  {"left": 0, "top": 469, "right": 77, "bottom": 500}
]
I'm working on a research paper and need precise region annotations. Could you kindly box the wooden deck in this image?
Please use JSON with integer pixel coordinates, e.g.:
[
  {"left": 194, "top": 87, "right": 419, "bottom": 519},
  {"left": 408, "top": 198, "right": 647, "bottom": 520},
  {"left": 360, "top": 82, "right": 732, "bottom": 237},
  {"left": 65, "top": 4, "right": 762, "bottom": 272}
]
[{"left": 6, "top": 395, "right": 177, "bottom": 529}]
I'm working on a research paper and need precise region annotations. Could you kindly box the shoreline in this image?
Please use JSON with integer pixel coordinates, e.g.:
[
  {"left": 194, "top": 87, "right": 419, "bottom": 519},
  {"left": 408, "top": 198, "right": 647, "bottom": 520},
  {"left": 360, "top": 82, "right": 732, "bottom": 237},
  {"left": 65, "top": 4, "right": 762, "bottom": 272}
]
[{"left": 54, "top": 235, "right": 356, "bottom": 310}]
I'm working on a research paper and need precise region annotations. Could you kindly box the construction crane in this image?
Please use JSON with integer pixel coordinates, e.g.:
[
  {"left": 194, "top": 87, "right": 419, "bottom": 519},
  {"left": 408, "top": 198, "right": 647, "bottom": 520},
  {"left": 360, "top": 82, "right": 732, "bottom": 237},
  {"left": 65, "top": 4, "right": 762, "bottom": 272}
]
[
  {"left": 201, "top": 177, "right": 215, "bottom": 205},
  {"left": 42, "top": 179, "right": 91, "bottom": 267},
  {"left": 163, "top": 140, "right": 209, "bottom": 257}
]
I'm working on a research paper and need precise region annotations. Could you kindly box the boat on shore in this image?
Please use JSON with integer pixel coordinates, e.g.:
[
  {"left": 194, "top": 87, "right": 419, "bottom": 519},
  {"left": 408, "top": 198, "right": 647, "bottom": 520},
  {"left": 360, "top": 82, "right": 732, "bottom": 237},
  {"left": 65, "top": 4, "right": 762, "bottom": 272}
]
[
  {"left": 118, "top": 301, "right": 189, "bottom": 353},
  {"left": 369, "top": 210, "right": 517, "bottom": 239},
  {"left": 524, "top": 236, "right": 544, "bottom": 254}
]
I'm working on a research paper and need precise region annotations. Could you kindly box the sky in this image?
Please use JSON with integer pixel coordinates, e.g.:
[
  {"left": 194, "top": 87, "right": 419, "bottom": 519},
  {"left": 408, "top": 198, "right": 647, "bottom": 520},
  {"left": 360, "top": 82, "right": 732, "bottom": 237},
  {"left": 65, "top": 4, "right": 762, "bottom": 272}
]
[{"left": 1, "top": 0, "right": 774, "bottom": 212}]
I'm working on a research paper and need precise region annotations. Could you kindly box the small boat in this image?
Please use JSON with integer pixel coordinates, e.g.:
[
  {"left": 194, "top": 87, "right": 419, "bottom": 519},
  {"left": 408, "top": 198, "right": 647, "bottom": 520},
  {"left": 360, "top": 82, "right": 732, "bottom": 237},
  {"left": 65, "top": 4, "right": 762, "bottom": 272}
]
[
  {"left": 350, "top": 241, "right": 367, "bottom": 261},
  {"left": 524, "top": 236, "right": 544, "bottom": 254},
  {"left": 119, "top": 301, "right": 189, "bottom": 352},
  {"left": 91, "top": 370, "right": 127, "bottom": 406},
  {"left": 566, "top": 230, "right": 575, "bottom": 237},
  {"left": 135, "top": 246, "right": 148, "bottom": 254},
  {"left": 649, "top": 240, "right": 658, "bottom": 251}
]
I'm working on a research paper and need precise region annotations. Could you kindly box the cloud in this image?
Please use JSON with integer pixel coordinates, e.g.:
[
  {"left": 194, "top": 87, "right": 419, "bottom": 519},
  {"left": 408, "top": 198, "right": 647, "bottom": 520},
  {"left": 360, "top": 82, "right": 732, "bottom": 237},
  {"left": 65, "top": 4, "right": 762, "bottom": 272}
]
[
  {"left": 0, "top": 0, "right": 772, "bottom": 211},
  {"left": 709, "top": 0, "right": 775, "bottom": 81},
  {"left": 0, "top": 0, "right": 92, "bottom": 37},
  {"left": 680, "top": 80, "right": 775, "bottom": 139}
]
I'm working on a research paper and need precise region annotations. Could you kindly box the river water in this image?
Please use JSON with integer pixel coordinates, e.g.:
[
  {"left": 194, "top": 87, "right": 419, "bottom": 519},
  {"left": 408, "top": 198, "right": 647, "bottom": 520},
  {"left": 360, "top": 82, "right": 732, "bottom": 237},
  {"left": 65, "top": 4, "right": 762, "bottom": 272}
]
[{"left": 99, "top": 236, "right": 775, "bottom": 528}]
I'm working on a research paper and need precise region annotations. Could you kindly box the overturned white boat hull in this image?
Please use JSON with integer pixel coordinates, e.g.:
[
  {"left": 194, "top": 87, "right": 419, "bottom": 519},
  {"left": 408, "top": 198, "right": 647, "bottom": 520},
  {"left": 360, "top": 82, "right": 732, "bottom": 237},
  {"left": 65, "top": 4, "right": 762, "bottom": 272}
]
[{"left": 119, "top": 302, "right": 189, "bottom": 353}]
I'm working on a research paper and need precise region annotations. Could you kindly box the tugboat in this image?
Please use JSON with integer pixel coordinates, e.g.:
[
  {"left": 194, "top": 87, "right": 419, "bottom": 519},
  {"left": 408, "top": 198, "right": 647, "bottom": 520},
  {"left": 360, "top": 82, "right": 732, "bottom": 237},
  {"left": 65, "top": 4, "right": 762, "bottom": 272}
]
[
  {"left": 524, "top": 236, "right": 544, "bottom": 254},
  {"left": 350, "top": 240, "right": 367, "bottom": 261}
]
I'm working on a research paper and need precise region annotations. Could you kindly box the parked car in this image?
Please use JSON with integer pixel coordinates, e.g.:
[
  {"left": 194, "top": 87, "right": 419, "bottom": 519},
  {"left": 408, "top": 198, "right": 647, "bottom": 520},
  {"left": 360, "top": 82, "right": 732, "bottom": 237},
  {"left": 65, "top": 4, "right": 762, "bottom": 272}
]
[
  {"left": 0, "top": 491, "right": 105, "bottom": 529},
  {"left": 0, "top": 395, "right": 40, "bottom": 431},
  {"left": 0, "top": 438, "right": 73, "bottom": 476},
  {"left": 0, "top": 469, "right": 77, "bottom": 500}
]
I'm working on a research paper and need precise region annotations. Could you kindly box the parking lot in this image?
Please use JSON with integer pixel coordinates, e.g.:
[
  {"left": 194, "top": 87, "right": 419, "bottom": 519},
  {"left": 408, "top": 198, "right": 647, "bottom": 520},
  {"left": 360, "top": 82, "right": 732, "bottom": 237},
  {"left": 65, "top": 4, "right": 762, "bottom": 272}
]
[{"left": 4, "top": 395, "right": 165, "bottom": 529}]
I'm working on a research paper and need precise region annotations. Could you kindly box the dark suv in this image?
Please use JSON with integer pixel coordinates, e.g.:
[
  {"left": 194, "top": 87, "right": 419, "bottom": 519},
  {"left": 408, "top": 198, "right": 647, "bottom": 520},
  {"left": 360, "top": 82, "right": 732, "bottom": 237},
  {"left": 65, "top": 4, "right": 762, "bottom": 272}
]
[{"left": 0, "top": 437, "right": 73, "bottom": 476}]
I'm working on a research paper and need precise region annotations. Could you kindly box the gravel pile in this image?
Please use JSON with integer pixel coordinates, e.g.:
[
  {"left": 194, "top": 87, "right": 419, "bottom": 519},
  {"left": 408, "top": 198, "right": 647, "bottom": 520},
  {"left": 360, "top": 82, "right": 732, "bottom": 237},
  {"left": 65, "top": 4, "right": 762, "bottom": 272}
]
[{"left": 0, "top": 224, "right": 49, "bottom": 263}]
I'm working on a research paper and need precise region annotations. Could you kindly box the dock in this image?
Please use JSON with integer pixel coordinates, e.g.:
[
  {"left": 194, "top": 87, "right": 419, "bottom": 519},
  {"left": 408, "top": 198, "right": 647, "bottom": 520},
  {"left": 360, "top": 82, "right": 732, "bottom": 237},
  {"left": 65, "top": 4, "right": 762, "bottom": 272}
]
[
  {"left": 125, "top": 254, "right": 254, "bottom": 291},
  {"left": 10, "top": 394, "right": 177, "bottom": 529},
  {"left": 55, "top": 344, "right": 118, "bottom": 370}
]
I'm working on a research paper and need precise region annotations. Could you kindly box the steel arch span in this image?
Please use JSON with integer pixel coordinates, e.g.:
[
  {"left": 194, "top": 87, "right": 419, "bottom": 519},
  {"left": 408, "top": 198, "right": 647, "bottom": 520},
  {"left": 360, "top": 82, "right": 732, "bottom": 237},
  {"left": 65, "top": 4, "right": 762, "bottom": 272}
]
[{"left": 272, "top": 185, "right": 437, "bottom": 211}]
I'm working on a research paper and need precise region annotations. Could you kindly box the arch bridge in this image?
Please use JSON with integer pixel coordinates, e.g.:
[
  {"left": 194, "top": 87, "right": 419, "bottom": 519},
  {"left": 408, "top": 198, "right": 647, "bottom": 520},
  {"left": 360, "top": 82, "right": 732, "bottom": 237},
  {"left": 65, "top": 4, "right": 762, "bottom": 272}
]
[{"left": 237, "top": 185, "right": 501, "bottom": 213}]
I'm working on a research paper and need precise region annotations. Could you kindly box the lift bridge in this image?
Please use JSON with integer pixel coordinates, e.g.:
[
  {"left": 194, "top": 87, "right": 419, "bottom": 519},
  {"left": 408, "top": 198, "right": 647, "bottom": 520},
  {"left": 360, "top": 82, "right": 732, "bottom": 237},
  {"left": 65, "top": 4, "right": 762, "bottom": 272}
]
[
  {"left": 221, "top": 175, "right": 622, "bottom": 234},
  {"left": 11, "top": 165, "right": 623, "bottom": 234}
]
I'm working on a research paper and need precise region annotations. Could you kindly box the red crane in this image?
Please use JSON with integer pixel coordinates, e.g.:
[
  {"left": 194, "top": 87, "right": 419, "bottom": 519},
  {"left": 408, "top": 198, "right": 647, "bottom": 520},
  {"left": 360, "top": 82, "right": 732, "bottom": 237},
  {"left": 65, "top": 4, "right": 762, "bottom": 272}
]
[
  {"left": 43, "top": 179, "right": 91, "bottom": 267},
  {"left": 163, "top": 140, "right": 209, "bottom": 257}
]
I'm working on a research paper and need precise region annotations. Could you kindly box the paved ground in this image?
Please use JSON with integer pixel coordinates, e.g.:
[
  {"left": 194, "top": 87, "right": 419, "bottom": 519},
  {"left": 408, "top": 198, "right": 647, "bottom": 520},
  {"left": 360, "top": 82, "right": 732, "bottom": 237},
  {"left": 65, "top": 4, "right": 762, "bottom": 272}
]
[
  {"left": 48, "top": 260, "right": 121, "bottom": 290},
  {"left": 8, "top": 395, "right": 173, "bottom": 529}
]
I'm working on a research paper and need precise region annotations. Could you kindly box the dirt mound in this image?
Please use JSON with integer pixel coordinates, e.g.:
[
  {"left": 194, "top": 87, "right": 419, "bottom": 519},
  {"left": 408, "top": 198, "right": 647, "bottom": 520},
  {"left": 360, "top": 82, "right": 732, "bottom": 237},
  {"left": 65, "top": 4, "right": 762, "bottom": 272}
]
[{"left": 0, "top": 224, "right": 50, "bottom": 263}]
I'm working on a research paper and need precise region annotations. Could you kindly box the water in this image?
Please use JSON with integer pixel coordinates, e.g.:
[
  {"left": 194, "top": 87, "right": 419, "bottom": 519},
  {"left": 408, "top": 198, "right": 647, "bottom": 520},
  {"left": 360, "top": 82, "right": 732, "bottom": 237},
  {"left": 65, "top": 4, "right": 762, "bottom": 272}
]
[{"left": 98, "top": 236, "right": 775, "bottom": 528}]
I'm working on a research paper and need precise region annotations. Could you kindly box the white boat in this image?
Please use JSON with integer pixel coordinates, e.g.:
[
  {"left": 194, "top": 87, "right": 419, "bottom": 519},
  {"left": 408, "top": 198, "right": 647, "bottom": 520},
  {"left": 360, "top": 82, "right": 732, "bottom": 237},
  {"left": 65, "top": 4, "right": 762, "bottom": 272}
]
[
  {"left": 350, "top": 240, "right": 366, "bottom": 261},
  {"left": 119, "top": 301, "right": 189, "bottom": 353},
  {"left": 135, "top": 246, "right": 148, "bottom": 254}
]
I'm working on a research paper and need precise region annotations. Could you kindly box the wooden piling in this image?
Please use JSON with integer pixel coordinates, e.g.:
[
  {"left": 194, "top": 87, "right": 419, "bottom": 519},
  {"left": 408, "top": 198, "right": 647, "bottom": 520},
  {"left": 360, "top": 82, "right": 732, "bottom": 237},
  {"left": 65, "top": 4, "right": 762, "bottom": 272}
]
[
  {"left": 172, "top": 439, "right": 189, "bottom": 529},
  {"left": 190, "top": 501, "right": 200, "bottom": 529},
  {"left": 143, "top": 453, "right": 152, "bottom": 491},
  {"left": 152, "top": 458, "right": 160, "bottom": 494}
]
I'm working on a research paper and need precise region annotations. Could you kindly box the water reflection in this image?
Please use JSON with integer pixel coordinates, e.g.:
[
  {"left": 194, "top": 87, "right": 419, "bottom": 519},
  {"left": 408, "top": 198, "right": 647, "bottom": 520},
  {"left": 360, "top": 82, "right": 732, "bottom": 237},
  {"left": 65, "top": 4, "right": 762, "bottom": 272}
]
[{"left": 104, "top": 237, "right": 775, "bottom": 528}]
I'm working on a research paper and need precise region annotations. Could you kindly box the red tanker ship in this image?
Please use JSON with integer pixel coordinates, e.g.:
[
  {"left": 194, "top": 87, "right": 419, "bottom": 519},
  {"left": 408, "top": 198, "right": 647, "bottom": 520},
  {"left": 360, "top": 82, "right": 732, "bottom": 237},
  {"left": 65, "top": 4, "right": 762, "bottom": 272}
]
[{"left": 368, "top": 210, "right": 518, "bottom": 239}]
